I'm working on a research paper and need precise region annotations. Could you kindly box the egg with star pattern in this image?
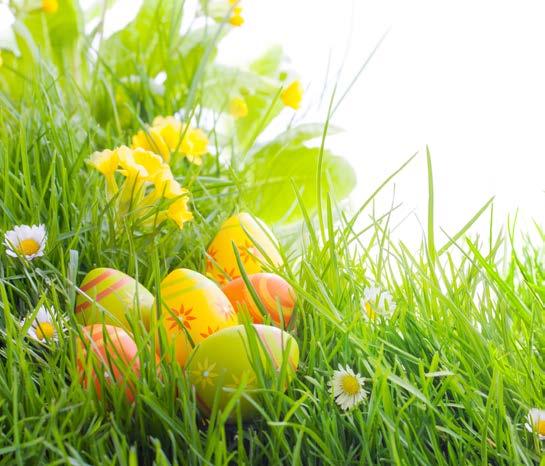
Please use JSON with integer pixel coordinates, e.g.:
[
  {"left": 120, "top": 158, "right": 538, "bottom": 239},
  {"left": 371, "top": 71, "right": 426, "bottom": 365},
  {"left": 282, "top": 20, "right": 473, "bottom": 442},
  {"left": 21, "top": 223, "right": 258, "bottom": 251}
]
[
  {"left": 186, "top": 324, "right": 299, "bottom": 421},
  {"left": 156, "top": 268, "right": 238, "bottom": 366},
  {"left": 205, "top": 213, "right": 283, "bottom": 286}
]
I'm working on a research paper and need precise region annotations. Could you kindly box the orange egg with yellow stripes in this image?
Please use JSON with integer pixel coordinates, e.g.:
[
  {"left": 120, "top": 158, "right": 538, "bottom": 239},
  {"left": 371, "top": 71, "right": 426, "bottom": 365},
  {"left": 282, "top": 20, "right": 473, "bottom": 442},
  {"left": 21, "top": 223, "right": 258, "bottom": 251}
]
[
  {"left": 75, "top": 268, "right": 154, "bottom": 333},
  {"left": 76, "top": 325, "right": 141, "bottom": 403},
  {"left": 156, "top": 268, "right": 238, "bottom": 366},
  {"left": 205, "top": 213, "right": 283, "bottom": 286},
  {"left": 222, "top": 273, "right": 296, "bottom": 326},
  {"left": 187, "top": 324, "right": 299, "bottom": 421}
]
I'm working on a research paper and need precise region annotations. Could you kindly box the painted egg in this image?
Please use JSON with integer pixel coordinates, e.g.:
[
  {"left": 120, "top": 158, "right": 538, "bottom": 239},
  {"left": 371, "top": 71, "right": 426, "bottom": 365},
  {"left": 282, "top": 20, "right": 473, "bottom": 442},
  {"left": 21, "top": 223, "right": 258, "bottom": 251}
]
[
  {"left": 205, "top": 213, "right": 283, "bottom": 285},
  {"left": 186, "top": 324, "right": 299, "bottom": 421},
  {"left": 76, "top": 325, "right": 141, "bottom": 402},
  {"left": 75, "top": 268, "right": 154, "bottom": 332},
  {"left": 222, "top": 273, "right": 296, "bottom": 326},
  {"left": 157, "top": 268, "right": 238, "bottom": 366}
]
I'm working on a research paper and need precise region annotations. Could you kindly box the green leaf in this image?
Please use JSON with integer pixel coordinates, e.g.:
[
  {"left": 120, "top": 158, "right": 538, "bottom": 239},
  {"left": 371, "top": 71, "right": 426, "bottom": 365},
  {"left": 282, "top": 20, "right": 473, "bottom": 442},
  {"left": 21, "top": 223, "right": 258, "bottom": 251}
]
[
  {"left": 21, "top": 0, "right": 82, "bottom": 72},
  {"left": 249, "top": 45, "right": 283, "bottom": 77},
  {"left": 99, "top": 0, "right": 183, "bottom": 78},
  {"left": 249, "top": 123, "right": 343, "bottom": 161},
  {"left": 243, "top": 146, "right": 356, "bottom": 224}
]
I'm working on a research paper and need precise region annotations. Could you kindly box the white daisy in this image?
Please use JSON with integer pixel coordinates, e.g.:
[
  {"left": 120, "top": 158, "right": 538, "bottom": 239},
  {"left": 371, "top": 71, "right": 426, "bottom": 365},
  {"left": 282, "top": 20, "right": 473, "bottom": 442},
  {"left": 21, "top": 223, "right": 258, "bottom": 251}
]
[
  {"left": 328, "top": 364, "right": 367, "bottom": 411},
  {"left": 21, "top": 305, "right": 63, "bottom": 343},
  {"left": 4, "top": 224, "right": 47, "bottom": 260},
  {"left": 362, "top": 286, "right": 396, "bottom": 320},
  {"left": 525, "top": 408, "right": 545, "bottom": 439}
]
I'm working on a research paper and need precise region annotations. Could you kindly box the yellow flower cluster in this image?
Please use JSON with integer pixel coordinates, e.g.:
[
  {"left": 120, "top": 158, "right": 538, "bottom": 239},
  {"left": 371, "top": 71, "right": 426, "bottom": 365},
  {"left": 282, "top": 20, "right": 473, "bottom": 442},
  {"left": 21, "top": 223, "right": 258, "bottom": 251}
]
[
  {"left": 131, "top": 116, "right": 209, "bottom": 165},
  {"left": 87, "top": 146, "right": 193, "bottom": 230}
]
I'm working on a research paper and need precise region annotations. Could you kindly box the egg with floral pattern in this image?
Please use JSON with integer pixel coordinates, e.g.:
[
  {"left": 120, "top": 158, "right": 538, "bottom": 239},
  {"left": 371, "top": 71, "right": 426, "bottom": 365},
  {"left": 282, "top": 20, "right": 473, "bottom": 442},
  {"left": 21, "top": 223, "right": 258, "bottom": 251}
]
[
  {"left": 205, "top": 213, "right": 283, "bottom": 286},
  {"left": 222, "top": 273, "right": 296, "bottom": 326},
  {"left": 186, "top": 324, "right": 299, "bottom": 421},
  {"left": 76, "top": 325, "right": 141, "bottom": 402},
  {"left": 75, "top": 268, "right": 154, "bottom": 332},
  {"left": 156, "top": 268, "right": 238, "bottom": 366}
]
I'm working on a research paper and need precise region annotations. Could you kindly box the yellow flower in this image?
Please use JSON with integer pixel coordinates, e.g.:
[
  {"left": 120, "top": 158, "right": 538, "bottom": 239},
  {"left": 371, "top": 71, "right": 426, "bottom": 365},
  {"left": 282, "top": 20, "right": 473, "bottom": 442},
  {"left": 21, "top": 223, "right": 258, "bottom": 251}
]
[
  {"left": 150, "top": 166, "right": 188, "bottom": 200},
  {"left": 229, "top": 7, "right": 244, "bottom": 27},
  {"left": 87, "top": 149, "right": 119, "bottom": 196},
  {"left": 131, "top": 127, "right": 172, "bottom": 163},
  {"left": 116, "top": 146, "right": 165, "bottom": 213},
  {"left": 132, "top": 116, "right": 208, "bottom": 165},
  {"left": 281, "top": 80, "right": 303, "bottom": 110},
  {"left": 42, "top": 0, "right": 58, "bottom": 13},
  {"left": 229, "top": 96, "right": 248, "bottom": 119},
  {"left": 118, "top": 146, "right": 163, "bottom": 181},
  {"left": 0, "top": 52, "right": 3, "bottom": 68},
  {"left": 166, "top": 197, "right": 193, "bottom": 229},
  {"left": 181, "top": 128, "right": 208, "bottom": 165},
  {"left": 88, "top": 149, "right": 118, "bottom": 177}
]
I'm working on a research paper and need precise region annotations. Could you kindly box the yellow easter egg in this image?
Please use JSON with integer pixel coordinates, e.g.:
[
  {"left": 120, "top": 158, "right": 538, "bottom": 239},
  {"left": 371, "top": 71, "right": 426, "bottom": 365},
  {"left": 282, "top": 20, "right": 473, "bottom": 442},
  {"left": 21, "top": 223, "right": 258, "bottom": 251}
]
[
  {"left": 187, "top": 324, "right": 299, "bottom": 421},
  {"left": 157, "top": 268, "right": 238, "bottom": 366},
  {"left": 205, "top": 213, "right": 283, "bottom": 285},
  {"left": 75, "top": 268, "right": 154, "bottom": 332}
]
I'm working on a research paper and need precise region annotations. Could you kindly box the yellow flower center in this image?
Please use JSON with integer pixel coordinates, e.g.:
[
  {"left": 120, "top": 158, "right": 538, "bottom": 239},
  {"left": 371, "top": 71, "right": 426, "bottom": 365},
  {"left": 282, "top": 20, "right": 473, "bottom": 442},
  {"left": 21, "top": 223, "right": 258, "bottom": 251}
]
[
  {"left": 18, "top": 239, "right": 41, "bottom": 256},
  {"left": 536, "top": 420, "right": 545, "bottom": 436},
  {"left": 341, "top": 374, "right": 360, "bottom": 395},
  {"left": 35, "top": 322, "right": 55, "bottom": 340},
  {"left": 365, "top": 302, "right": 376, "bottom": 320}
]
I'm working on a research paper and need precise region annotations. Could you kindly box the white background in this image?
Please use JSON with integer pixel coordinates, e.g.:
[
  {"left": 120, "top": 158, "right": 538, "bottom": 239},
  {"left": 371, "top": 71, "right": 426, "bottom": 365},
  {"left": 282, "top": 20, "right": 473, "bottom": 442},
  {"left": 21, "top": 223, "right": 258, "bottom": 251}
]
[
  {"left": 5, "top": 0, "right": 545, "bottom": 246},
  {"left": 218, "top": 0, "right": 545, "bottom": 246}
]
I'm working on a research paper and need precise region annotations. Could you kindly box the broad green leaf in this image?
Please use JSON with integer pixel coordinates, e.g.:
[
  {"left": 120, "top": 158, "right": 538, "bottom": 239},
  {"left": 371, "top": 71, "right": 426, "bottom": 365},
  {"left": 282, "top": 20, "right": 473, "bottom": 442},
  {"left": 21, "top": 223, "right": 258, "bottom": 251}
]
[
  {"left": 200, "top": 63, "right": 274, "bottom": 112},
  {"left": 99, "top": 0, "right": 183, "bottom": 78},
  {"left": 249, "top": 123, "right": 343, "bottom": 161},
  {"left": 242, "top": 146, "right": 356, "bottom": 224},
  {"left": 249, "top": 45, "right": 284, "bottom": 77},
  {"left": 22, "top": 0, "right": 82, "bottom": 72}
]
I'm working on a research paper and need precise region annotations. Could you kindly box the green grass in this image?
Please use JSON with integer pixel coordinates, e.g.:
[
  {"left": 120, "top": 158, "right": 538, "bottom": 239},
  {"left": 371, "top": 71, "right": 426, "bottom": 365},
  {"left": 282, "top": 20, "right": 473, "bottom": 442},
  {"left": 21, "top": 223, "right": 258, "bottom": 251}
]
[{"left": 1, "top": 2, "right": 545, "bottom": 465}]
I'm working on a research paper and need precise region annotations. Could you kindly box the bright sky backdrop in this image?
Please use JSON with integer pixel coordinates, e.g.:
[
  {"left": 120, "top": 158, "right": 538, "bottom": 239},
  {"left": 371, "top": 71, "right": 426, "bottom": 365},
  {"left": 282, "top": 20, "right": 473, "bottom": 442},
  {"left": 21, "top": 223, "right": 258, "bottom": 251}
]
[{"left": 220, "top": 0, "right": 545, "bottom": 246}]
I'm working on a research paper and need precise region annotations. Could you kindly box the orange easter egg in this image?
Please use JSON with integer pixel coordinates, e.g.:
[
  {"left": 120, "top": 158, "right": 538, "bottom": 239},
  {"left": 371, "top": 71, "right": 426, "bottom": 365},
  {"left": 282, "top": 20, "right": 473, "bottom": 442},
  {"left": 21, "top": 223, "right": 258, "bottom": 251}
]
[
  {"left": 206, "top": 213, "right": 283, "bottom": 285},
  {"left": 156, "top": 268, "right": 238, "bottom": 366},
  {"left": 187, "top": 324, "right": 299, "bottom": 421},
  {"left": 76, "top": 325, "right": 141, "bottom": 403},
  {"left": 222, "top": 273, "right": 296, "bottom": 326},
  {"left": 75, "top": 268, "right": 154, "bottom": 332}
]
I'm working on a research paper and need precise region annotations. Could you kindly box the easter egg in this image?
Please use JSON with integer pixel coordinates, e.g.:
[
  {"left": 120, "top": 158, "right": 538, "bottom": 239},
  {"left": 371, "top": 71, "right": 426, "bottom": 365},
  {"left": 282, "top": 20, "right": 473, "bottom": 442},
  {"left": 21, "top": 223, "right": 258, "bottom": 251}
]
[
  {"left": 187, "top": 324, "right": 299, "bottom": 421},
  {"left": 205, "top": 213, "right": 283, "bottom": 285},
  {"left": 157, "top": 268, "right": 238, "bottom": 366},
  {"left": 76, "top": 325, "right": 141, "bottom": 402},
  {"left": 222, "top": 273, "right": 296, "bottom": 326},
  {"left": 75, "top": 268, "right": 154, "bottom": 332}
]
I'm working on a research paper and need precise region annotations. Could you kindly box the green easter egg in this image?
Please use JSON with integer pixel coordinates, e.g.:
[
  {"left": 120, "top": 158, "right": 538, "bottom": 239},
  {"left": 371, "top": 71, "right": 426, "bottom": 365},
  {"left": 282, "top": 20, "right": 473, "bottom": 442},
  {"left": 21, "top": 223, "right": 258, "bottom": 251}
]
[{"left": 186, "top": 324, "right": 299, "bottom": 421}]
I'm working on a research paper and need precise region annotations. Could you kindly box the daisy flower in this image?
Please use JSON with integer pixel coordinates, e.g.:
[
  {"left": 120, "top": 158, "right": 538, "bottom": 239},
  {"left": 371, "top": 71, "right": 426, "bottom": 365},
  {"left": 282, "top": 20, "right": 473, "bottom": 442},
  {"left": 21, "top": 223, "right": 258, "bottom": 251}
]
[
  {"left": 328, "top": 365, "right": 367, "bottom": 411},
  {"left": 4, "top": 224, "right": 47, "bottom": 261},
  {"left": 362, "top": 286, "right": 396, "bottom": 320},
  {"left": 21, "top": 305, "right": 64, "bottom": 343},
  {"left": 525, "top": 408, "right": 545, "bottom": 439}
]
